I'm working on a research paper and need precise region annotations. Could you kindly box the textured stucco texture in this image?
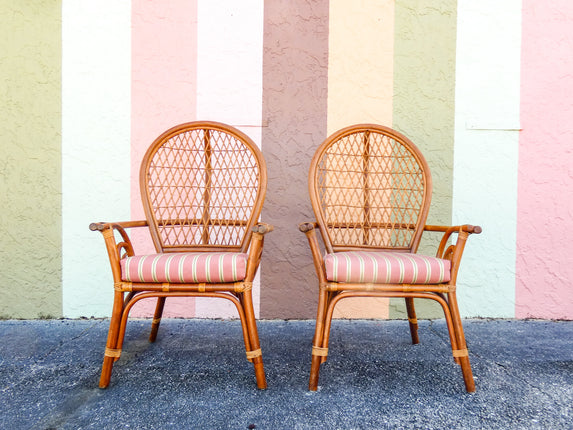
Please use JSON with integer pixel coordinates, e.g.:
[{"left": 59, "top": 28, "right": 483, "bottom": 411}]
[
  {"left": 261, "top": 0, "right": 329, "bottom": 319},
  {"left": 0, "top": 0, "right": 62, "bottom": 318},
  {"left": 391, "top": 0, "right": 457, "bottom": 319}
]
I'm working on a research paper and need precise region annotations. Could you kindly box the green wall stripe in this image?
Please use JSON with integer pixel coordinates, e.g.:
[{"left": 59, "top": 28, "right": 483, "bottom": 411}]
[
  {"left": 391, "top": 0, "right": 458, "bottom": 318},
  {"left": 0, "top": 0, "right": 62, "bottom": 318}
]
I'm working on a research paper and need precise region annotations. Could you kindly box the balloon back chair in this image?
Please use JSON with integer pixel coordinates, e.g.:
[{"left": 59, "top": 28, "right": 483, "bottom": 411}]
[
  {"left": 90, "top": 121, "right": 271, "bottom": 389},
  {"left": 300, "top": 124, "right": 481, "bottom": 392}
]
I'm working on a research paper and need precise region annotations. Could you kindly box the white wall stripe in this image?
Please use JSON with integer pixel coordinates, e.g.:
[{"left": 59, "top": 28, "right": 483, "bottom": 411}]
[
  {"left": 453, "top": 0, "right": 522, "bottom": 317},
  {"left": 195, "top": 0, "right": 264, "bottom": 318},
  {"left": 62, "top": 1, "right": 131, "bottom": 317}
]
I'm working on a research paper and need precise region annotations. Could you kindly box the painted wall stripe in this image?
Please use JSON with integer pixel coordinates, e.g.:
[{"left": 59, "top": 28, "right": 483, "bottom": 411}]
[
  {"left": 452, "top": 0, "right": 522, "bottom": 317},
  {"left": 130, "top": 0, "right": 198, "bottom": 317},
  {"left": 391, "top": 0, "right": 458, "bottom": 318},
  {"left": 62, "top": 0, "right": 131, "bottom": 317},
  {"left": 260, "top": 0, "right": 330, "bottom": 319},
  {"left": 517, "top": 1, "right": 573, "bottom": 319},
  {"left": 1, "top": 1, "right": 62, "bottom": 318},
  {"left": 329, "top": 0, "right": 394, "bottom": 319},
  {"left": 194, "top": 0, "right": 265, "bottom": 318}
]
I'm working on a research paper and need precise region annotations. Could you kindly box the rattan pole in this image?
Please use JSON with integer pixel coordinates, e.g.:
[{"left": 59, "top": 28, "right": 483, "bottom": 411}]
[
  {"left": 362, "top": 130, "right": 371, "bottom": 245},
  {"left": 202, "top": 128, "right": 212, "bottom": 245}
]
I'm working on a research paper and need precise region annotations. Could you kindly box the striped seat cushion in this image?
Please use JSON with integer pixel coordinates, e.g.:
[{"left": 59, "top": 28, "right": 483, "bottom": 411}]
[
  {"left": 120, "top": 252, "right": 248, "bottom": 284},
  {"left": 324, "top": 251, "right": 451, "bottom": 284}
]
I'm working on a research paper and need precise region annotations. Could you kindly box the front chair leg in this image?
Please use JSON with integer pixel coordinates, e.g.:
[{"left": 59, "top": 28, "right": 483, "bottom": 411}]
[
  {"left": 241, "top": 290, "right": 267, "bottom": 389},
  {"left": 99, "top": 292, "right": 124, "bottom": 388},
  {"left": 309, "top": 287, "right": 330, "bottom": 391},
  {"left": 447, "top": 291, "right": 475, "bottom": 392}
]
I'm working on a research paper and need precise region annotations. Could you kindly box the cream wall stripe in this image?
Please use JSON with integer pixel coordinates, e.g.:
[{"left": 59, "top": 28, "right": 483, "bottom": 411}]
[
  {"left": 62, "top": 1, "right": 132, "bottom": 317},
  {"left": 327, "top": 0, "right": 394, "bottom": 134},
  {"left": 452, "top": 0, "right": 522, "bottom": 317},
  {"left": 328, "top": 0, "right": 394, "bottom": 319}
]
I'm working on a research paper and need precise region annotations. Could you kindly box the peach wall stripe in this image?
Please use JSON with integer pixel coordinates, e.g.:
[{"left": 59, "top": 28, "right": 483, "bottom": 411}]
[
  {"left": 131, "top": 0, "right": 198, "bottom": 317},
  {"left": 62, "top": 1, "right": 131, "bottom": 317},
  {"left": 195, "top": 1, "right": 265, "bottom": 318},
  {"left": 328, "top": 0, "right": 394, "bottom": 319},
  {"left": 516, "top": 1, "right": 573, "bottom": 319},
  {"left": 452, "top": 0, "right": 522, "bottom": 318}
]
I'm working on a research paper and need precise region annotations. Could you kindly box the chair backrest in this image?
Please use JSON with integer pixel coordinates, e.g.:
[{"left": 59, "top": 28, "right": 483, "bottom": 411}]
[
  {"left": 140, "top": 121, "right": 267, "bottom": 253},
  {"left": 309, "top": 124, "right": 432, "bottom": 254}
]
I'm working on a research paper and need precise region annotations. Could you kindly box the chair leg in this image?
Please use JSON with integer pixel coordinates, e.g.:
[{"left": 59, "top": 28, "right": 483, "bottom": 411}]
[
  {"left": 99, "top": 292, "right": 124, "bottom": 388},
  {"left": 447, "top": 292, "right": 475, "bottom": 393},
  {"left": 309, "top": 287, "right": 330, "bottom": 391},
  {"left": 241, "top": 290, "right": 267, "bottom": 389},
  {"left": 405, "top": 297, "right": 420, "bottom": 345},
  {"left": 149, "top": 297, "right": 166, "bottom": 343}
]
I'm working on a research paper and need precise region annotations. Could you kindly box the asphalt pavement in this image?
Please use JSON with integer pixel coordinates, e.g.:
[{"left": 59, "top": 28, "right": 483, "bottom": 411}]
[{"left": 1, "top": 318, "right": 572, "bottom": 429}]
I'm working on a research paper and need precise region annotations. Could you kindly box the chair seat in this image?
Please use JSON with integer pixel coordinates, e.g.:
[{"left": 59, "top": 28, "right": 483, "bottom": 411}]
[
  {"left": 120, "top": 252, "right": 248, "bottom": 283},
  {"left": 324, "top": 251, "right": 451, "bottom": 284}
]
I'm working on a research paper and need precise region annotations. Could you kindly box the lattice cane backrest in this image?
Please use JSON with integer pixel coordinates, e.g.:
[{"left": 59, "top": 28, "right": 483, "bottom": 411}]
[
  {"left": 140, "top": 122, "right": 267, "bottom": 253},
  {"left": 309, "top": 124, "right": 432, "bottom": 253}
]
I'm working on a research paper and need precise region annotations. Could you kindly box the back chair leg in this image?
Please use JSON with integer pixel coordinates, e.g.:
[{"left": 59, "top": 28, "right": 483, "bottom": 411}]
[
  {"left": 405, "top": 297, "right": 420, "bottom": 344},
  {"left": 149, "top": 297, "right": 166, "bottom": 343}
]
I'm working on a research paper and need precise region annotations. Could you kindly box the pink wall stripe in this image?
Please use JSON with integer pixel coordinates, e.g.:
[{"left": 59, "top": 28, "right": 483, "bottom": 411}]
[
  {"left": 517, "top": 1, "right": 573, "bottom": 319},
  {"left": 131, "top": 0, "right": 199, "bottom": 317}
]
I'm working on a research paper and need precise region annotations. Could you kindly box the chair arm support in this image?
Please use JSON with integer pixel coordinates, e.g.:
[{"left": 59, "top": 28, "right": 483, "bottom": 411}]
[
  {"left": 89, "top": 221, "right": 148, "bottom": 283},
  {"left": 424, "top": 224, "right": 482, "bottom": 284},
  {"left": 299, "top": 221, "right": 328, "bottom": 285},
  {"left": 243, "top": 223, "right": 274, "bottom": 282}
]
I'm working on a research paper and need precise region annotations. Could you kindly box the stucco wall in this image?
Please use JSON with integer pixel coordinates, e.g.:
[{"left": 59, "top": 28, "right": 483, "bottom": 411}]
[
  {"left": 391, "top": 0, "right": 457, "bottom": 318},
  {"left": 261, "top": 0, "right": 329, "bottom": 319},
  {"left": 2, "top": 1, "right": 573, "bottom": 320},
  {"left": 516, "top": 0, "right": 573, "bottom": 319},
  {"left": 0, "top": 0, "right": 62, "bottom": 318}
]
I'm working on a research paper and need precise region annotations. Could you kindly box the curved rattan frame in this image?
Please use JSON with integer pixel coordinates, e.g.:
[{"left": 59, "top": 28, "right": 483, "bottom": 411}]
[
  {"left": 300, "top": 124, "right": 481, "bottom": 393},
  {"left": 91, "top": 121, "right": 271, "bottom": 390},
  {"left": 309, "top": 124, "right": 433, "bottom": 254},
  {"left": 140, "top": 121, "right": 267, "bottom": 254}
]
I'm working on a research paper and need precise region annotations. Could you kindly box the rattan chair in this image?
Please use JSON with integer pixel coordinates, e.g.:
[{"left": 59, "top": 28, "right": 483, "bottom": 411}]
[
  {"left": 90, "top": 121, "right": 271, "bottom": 389},
  {"left": 300, "top": 124, "right": 481, "bottom": 392}
]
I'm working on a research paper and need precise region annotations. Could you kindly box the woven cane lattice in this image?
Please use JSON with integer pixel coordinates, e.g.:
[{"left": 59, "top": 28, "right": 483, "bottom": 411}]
[
  {"left": 313, "top": 126, "right": 431, "bottom": 250},
  {"left": 142, "top": 123, "right": 264, "bottom": 251}
]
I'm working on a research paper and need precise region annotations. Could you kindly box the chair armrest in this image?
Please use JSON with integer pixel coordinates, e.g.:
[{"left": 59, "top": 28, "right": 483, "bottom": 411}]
[
  {"left": 424, "top": 224, "right": 482, "bottom": 235},
  {"left": 252, "top": 222, "right": 274, "bottom": 235},
  {"left": 299, "top": 222, "right": 318, "bottom": 233},
  {"left": 89, "top": 220, "right": 149, "bottom": 232}
]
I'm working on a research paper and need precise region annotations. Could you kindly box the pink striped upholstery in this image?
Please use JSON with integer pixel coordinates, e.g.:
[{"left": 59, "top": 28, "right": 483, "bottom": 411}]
[
  {"left": 325, "top": 251, "right": 451, "bottom": 284},
  {"left": 120, "top": 252, "right": 248, "bottom": 283}
]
